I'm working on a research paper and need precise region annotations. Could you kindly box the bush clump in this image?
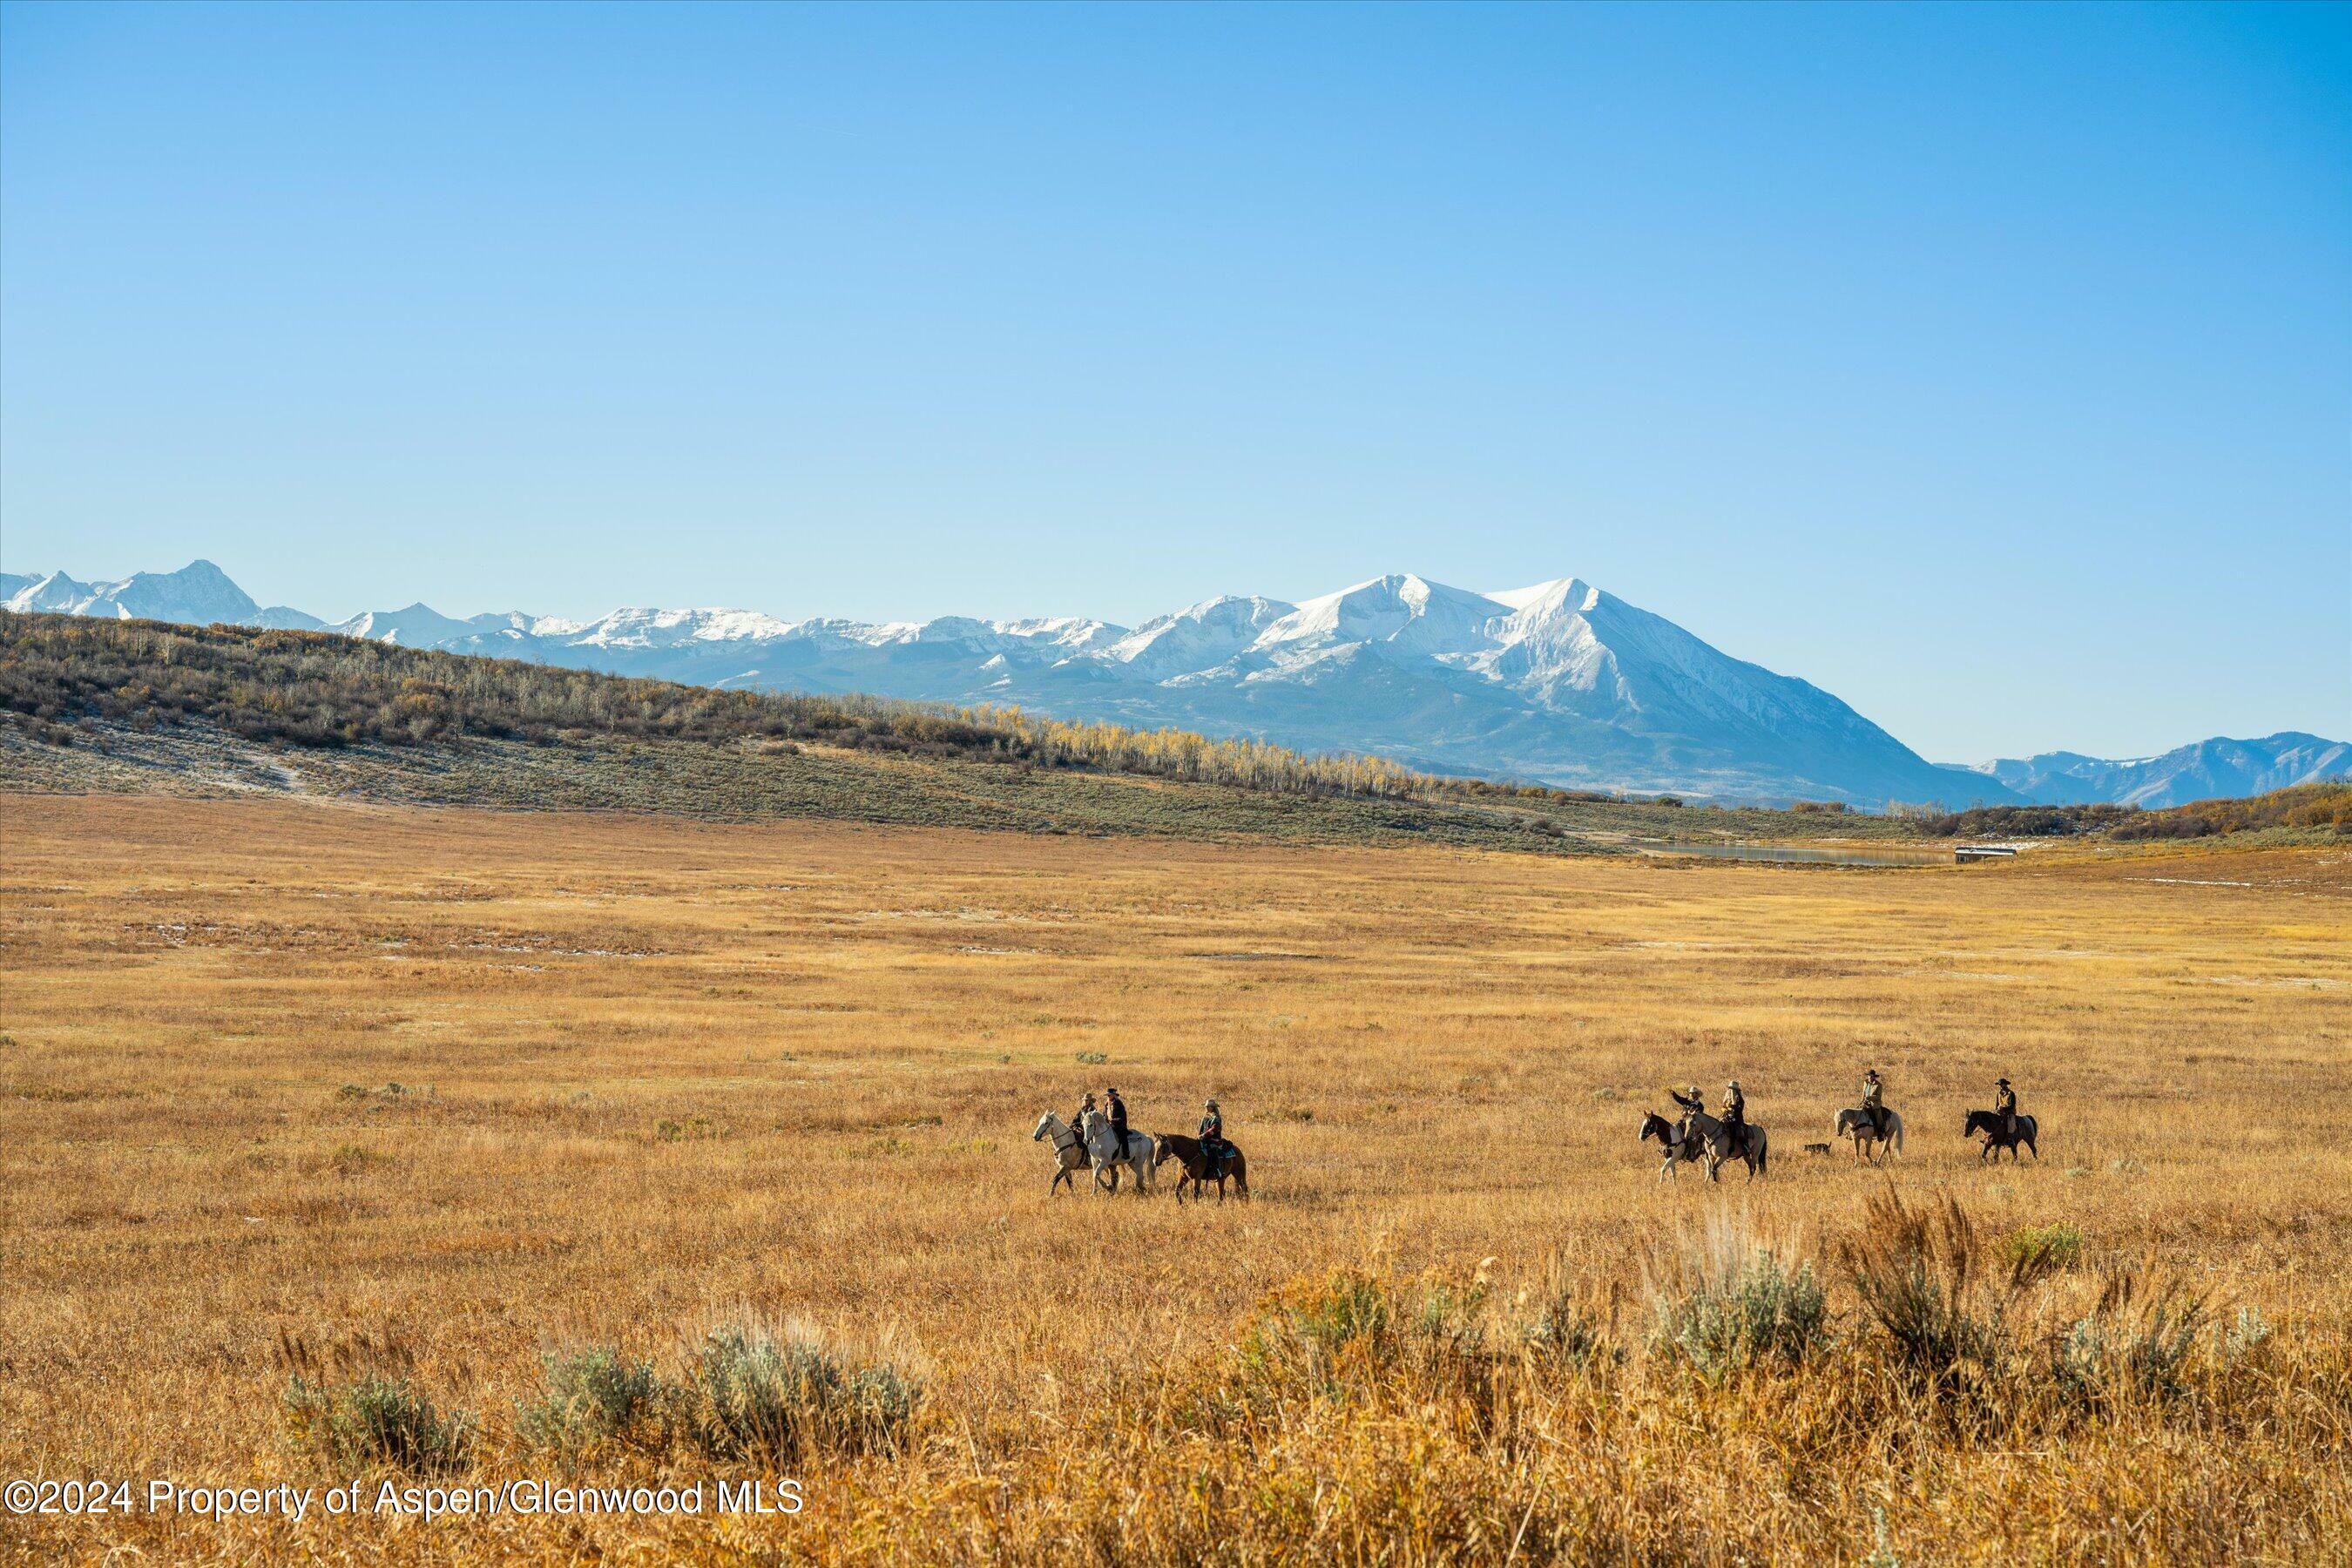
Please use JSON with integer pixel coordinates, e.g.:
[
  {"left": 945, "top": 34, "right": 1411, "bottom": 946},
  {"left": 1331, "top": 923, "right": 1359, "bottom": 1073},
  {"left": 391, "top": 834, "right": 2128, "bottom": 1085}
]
[
  {"left": 517, "top": 1348, "right": 666, "bottom": 1456},
  {"left": 685, "top": 1315, "right": 919, "bottom": 1463},
  {"left": 2003, "top": 1223, "right": 2084, "bottom": 1272},
  {"left": 1838, "top": 1193, "right": 2044, "bottom": 1398},
  {"left": 1651, "top": 1216, "right": 1828, "bottom": 1381},
  {"left": 283, "top": 1371, "right": 474, "bottom": 1476},
  {"left": 1238, "top": 1269, "right": 1497, "bottom": 1405},
  {"left": 2051, "top": 1269, "right": 2206, "bottom": 1408}
]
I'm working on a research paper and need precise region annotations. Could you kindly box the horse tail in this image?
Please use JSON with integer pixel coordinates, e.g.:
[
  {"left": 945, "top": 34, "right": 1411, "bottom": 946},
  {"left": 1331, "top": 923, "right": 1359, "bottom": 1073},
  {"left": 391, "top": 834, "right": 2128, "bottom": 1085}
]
[
  {"left": 1755, "top": 1129, "right": 1767, "bottom": 1175},
  {"left": 1893, "top": 1120, "right": 1905, "bottom": 1154},
  {"left": 1233, "top": 1152, "right": 1249, "bottom": 1200}
]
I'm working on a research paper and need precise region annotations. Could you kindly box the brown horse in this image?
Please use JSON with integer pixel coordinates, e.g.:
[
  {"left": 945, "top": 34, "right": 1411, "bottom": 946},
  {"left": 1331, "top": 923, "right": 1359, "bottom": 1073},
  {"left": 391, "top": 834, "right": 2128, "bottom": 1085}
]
[
  {"left": 1965, "top": 1109, "right": 2038, "bottom": 1163},
  {"left": 1152, "top": 1132, "right": 1249, "bottom": 1204}
]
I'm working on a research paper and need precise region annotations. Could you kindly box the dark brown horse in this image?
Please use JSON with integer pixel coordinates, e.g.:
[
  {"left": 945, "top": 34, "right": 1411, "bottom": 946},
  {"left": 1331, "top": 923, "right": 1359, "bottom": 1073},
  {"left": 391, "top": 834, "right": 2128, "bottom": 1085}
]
[
  {"left": 1964, "top": 1108, "right": 2038, "bottom": 1162},
  {"left": 1152, "top": 1132, "right": 1249, "bottom": 1203}
]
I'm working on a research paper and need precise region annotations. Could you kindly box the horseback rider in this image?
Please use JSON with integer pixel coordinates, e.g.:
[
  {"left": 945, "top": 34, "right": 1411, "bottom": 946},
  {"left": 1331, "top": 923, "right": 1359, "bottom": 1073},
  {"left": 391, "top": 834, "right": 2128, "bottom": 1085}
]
[
  {"left": 1105, "top": 1085, "right": 1130, "bottom": 1158},
  {"left": 1668, "top": 1084, "right": 1704, "bottom": 1139},
  {"left": 1071, "top": 1091, "right": 1097, "bottom": 1152},
  {"left": 1994, "top": 1077, "right": 2017, "bottom": 1142},
  {"left": 1861, "top": 1068, "right": 1887, "bottom": 1140},
  {"left": 1721, "top": 1078, "right": 1746, "bottom": 1157},
  {"left": 1199, "top": 1098, "right": 1225, "bottom": 1177}
]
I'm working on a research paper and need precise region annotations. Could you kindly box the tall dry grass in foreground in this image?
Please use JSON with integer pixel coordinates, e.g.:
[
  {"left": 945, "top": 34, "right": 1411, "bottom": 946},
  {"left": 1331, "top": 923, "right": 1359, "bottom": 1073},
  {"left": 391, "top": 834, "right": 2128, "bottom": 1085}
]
[{"left": 3, "top": 797, "right": 2348, "bottom": 1563}]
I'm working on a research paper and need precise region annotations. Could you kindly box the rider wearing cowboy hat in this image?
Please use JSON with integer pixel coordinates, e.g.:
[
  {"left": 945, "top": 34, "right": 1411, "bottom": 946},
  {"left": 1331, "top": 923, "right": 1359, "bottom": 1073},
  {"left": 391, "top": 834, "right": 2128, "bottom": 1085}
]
[
  {"left": 1861, "top": 1068, "right": 1887, "bottom": 1140},
  {"left": 1199, "top": 1098, "right": 1225, "bottom": 1177},
  {"left": 1668, "top": 1084, "right": 1705, "bottom": 1133},
  {"left": 1721, "top": 1078, "right": 1747, "bottom": 1157},
  {"left": 1105, "top": 1085, "right": 1130, "bottom": 1159},
  {"left": 1993, "top": 1076, "right": 2017, "bottom": 1142}
]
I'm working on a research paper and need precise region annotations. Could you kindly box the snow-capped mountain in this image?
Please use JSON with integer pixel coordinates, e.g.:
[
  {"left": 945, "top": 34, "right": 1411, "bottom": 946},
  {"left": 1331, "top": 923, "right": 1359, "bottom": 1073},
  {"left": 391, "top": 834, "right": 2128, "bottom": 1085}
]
[
  {"left": 1, "top": 560, "right": 320, "bottom": 630},
  {"left": 8, "top": 560, "right": 2340, "bottom": 808},
  {"left": 324, "top": 603, "right": 537, "bottom": 646},
  {"left": 1941, "top": 733, "right": 2352, "bottom": 810}
]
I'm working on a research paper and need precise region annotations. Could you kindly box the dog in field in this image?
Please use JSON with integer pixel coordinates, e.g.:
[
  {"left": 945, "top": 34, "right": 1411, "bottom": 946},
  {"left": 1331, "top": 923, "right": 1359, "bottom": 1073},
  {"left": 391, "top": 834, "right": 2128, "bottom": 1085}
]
[{"left": 1803, "top": 1141, "right": 1834, "bottom": 1158}]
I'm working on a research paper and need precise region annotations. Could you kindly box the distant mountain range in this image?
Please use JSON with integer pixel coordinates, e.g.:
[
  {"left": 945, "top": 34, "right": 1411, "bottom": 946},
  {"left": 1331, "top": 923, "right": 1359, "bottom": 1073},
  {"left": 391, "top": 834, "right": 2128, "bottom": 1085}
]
[
  {"left": 5, "top": 559, "right": 2343, "bottom": 810},
  {"left": 1942, "top": 734, "right": 2351, "bottom": 810}
]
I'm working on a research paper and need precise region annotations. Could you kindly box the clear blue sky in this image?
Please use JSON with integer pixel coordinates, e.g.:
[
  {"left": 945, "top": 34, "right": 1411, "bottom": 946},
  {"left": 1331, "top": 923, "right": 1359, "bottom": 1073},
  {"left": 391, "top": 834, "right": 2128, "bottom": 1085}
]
[{"left": 3, "top": 2, "right": 2346, "bottom": 760}]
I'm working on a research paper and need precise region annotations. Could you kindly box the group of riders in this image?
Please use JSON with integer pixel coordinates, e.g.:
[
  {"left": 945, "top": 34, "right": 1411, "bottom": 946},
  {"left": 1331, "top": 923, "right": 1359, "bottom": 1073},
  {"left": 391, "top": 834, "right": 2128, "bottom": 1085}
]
[
  {"left": 1666, "top": 1068, "right": 2024, "bottom": 1158},
  {"left": 1071, "top": 1086, "right": 1233, "bottom": 1176},
  {"left": 1048, "top": 1071, "right": 2029, "bottom": 1196}
]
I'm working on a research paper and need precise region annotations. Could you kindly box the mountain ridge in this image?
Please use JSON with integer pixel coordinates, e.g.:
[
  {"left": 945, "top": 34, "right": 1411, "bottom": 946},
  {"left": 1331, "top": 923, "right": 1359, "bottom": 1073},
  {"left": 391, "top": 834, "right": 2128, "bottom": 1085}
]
[
  {"left": 1939, "top": 733, "right": 2352, "bottom": 810},
  {"left": 8, "top": 559, "right": 2342, "bottom": 808}
]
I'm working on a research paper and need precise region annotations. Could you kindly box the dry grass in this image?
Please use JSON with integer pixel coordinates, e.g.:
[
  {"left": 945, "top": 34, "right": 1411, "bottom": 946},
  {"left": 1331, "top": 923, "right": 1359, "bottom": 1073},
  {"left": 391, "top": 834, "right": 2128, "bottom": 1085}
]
[{"left": 3, "top": 794, "right": 2348, "bottom": 1564}]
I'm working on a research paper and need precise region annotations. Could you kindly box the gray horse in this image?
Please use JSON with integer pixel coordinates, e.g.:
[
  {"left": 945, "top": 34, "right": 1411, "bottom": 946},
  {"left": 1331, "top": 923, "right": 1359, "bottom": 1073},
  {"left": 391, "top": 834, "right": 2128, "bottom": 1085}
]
[
  {"left": 1078, "top": 1108, "right": 1155, "bottom": 1196},
  {"left": 1678, "top": 1108, "right": 1768, "bottom": 1182},
  {"left": 1031, "top": 1111, "right": 1092, "bottom": 1194}
]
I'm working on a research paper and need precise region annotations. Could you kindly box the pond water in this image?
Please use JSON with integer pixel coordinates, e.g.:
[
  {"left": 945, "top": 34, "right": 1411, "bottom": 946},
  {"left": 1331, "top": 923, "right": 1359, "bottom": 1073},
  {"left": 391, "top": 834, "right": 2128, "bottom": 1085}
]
[{"left": 1636, "top": 842, "right": 1952, "bottom": 868}]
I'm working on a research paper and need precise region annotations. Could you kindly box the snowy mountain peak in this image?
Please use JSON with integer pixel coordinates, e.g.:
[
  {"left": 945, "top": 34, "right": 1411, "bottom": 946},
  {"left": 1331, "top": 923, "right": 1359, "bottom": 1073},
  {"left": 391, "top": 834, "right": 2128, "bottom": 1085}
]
[
  {"left": 1256, "top": 573, "right": 1503, "bottom": 656},
  {"left": 1487, "top": 576, "right": 1602, "bottom": 617},
  {"left": 1107, "top": 595, "right": 1297, "bottom": 678},
  {"left": 3, "top": 559, "right": 261, "bottom": 625}
]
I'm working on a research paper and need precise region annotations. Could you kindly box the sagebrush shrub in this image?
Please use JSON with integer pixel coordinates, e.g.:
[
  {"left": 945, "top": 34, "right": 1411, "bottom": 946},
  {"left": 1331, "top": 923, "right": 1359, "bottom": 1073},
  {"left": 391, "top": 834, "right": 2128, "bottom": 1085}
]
[
  {"left": 283, "top": 1372, "right": 473, "bottom": 1476},
  {"left": 2051, "top": 1268, "right": 2205, "bottom": 1407},
  {"left": 517, "top": 1348, "right": 665, "bottom": 1455},
  {"left": 1651, "top": 1215, "right": 1828, "bottom": 1381},
  {"left": 686, "top": 1315, "right": 918, "bottom": 1463},
  {"left": 1840, "top": 1193, "right": 2049, "bottom": 1396}
]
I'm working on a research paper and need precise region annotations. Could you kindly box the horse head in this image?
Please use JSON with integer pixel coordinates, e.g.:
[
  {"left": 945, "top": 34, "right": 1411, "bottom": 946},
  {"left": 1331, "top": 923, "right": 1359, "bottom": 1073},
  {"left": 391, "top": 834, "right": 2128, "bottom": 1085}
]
[
  {"left": 1963, "top": 1109, "right": 1991, "bottom": 1138},
  {"left": 1149, "top": 1138, "right": 1175, "bottom": 1168},
  {"left": 1031, "top": 1112, "right": 1055, "bottom": 1141},
  {"left": 1639, "top": 1112, "right": 1671, "bottom": 1145}
]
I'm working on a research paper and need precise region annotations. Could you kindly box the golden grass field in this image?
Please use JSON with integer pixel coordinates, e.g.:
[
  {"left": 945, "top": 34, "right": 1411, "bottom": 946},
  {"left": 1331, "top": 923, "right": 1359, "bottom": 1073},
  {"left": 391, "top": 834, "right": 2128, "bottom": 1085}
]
[{"left": 3, "top": 794, "right": 2349, "bottom": 1565}]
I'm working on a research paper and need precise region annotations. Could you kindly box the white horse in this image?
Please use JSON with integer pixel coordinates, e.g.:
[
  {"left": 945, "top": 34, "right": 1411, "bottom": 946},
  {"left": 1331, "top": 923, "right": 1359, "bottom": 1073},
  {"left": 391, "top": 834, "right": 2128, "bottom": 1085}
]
[
  {"left": 1834, "top": 1105, "right": 1905, "bottom": 1165},
  {"left": 1031, "top": 1112, "right": 1092, "bottom": 1195},
  {"left": 1078, "top": 1109, "right": 1154, "bottom": 1196}
]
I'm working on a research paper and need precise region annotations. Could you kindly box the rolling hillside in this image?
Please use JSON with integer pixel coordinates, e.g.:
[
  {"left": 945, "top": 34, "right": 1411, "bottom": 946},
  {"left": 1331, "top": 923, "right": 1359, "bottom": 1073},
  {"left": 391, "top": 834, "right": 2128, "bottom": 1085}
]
[{"left": 0, "top": 612, "right": 1928, "bottom": 854}]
